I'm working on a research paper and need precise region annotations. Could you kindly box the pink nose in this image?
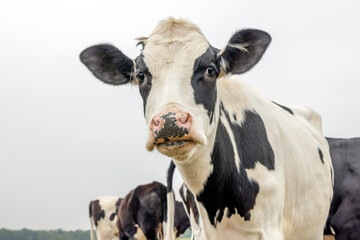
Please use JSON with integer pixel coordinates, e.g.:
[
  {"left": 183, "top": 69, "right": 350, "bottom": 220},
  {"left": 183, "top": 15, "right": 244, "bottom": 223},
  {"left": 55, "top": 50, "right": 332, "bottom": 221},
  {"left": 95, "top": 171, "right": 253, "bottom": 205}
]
[
  {"left": 150, "top": 111, "right": 191, "bottom": 143},
  {"left": 151, "top": 111, "right": 190, "bottom": 131},
  {"left": 178, "top": 113, "right": 189, "bottom": 125}
]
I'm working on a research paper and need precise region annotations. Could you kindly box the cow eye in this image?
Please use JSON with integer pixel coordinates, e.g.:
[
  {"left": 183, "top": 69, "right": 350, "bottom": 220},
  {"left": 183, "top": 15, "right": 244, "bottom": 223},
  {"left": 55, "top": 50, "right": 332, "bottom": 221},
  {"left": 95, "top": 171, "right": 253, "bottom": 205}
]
[
  {"left": 206, "top": 66, "right": 215, "bottom": 77},
  {"left": 136, "top": 72, "right": 145, "bottom": 84}
]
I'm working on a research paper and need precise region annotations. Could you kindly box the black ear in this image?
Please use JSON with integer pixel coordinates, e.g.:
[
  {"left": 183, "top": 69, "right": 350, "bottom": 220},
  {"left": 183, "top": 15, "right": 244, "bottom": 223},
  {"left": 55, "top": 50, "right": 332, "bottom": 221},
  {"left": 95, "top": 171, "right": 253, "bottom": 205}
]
[
  {"left": 220, "top": 29, "right": 271, "bottom": 74},
  {"left": 79, "top": 44, "right": 134, "bottom": 85}
]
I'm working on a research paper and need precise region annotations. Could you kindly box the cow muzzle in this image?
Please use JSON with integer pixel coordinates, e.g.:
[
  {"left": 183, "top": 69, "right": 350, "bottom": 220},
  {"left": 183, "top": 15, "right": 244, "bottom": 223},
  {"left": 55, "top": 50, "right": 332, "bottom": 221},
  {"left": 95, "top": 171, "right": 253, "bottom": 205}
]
[{"left": 150, "top": 110, "right": 193, "bottom": 149}]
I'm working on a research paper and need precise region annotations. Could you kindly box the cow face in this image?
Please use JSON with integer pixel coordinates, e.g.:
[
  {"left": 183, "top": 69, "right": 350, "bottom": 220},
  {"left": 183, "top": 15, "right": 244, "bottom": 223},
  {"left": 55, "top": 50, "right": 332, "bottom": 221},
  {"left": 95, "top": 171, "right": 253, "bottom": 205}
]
[{"left": 80, "top": 18, "right": 270, "bottom": 161}]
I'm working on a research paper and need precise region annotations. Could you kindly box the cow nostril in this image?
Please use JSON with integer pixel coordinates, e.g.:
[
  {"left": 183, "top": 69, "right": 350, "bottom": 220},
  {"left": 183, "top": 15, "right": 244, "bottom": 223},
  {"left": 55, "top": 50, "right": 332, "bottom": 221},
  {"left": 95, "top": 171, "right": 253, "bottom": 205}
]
[
  {"left": 178, "top": 114, "right": 188, "bottom": 125},
  {"left": 153, "top": 118, "right": 160, "bottom": 127}
]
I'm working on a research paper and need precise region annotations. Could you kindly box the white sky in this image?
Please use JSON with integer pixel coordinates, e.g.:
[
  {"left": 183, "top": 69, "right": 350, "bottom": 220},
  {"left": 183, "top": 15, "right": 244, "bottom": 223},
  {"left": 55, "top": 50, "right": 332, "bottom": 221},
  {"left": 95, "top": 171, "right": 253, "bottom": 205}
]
[{"left": 0, "top": 0, "right": 359, "bottom": 231}]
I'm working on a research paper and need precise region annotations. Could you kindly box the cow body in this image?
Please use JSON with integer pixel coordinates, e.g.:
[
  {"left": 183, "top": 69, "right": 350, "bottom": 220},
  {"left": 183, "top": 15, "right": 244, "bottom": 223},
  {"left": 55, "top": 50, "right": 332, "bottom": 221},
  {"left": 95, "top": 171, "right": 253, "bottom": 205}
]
[
  {"left": 324, "top": 137, "right": 360, "bottom": 240},
  {"left": 89, "top": 196, "right": 122, "bottom": 240},
  {"left": 80, "top": 18, "right": 333, "bottom": 240},
  {"left": 173, "top": 80, "right": 333, "bottom": 240},
  {"left": 117, "top": 181, "right": 189, "bottom": 240}
]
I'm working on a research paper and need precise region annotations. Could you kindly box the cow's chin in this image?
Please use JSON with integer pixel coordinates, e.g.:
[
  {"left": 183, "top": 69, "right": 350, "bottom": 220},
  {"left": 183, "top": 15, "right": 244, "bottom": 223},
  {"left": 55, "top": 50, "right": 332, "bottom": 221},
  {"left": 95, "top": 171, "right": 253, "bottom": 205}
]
[{"left": 156, "top": 140, "right": 196, "bottom": 159}]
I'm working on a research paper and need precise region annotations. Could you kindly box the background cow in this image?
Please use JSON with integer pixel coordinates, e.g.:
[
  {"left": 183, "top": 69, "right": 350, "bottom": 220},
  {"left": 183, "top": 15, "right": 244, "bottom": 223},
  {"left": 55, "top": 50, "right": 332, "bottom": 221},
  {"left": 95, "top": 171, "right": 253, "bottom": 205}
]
[
  {"left": 80, "top": 17, "right": 333, "bottom": 240},
  {"left": 89, "top": 196, "right": 122, "bottom": 240},
  {"left": 117, "top": 180, "right": 190, "bottom": 240},
  {"left": 324, "top": 137, "right": 360, "bottom": 240}
]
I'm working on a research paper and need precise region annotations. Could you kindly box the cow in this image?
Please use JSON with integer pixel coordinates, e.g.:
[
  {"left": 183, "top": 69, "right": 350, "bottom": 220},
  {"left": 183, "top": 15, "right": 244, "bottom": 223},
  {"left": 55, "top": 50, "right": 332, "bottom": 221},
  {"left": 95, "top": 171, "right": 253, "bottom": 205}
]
[
  {"left": 89, "top": 196, "right": 122, "bottom": 240},
  {"left": 117, "top": 179, "right": 190, "bottom": 240},
  {"left": 80, "top": 17, "right": 333, "bottom": 240},
  {"left": 324, "top": 137, "right": 360, "bottom": 240}
]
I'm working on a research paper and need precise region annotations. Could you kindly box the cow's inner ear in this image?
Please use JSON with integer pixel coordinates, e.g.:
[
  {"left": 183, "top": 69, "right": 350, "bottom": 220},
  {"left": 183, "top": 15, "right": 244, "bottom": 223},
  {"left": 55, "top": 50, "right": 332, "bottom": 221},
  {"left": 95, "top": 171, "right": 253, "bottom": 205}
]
[
  {"left": 219, "top": 29, "right": 271, "bottom": 75},
  {"left": 80, "top": 44, "right": 134, "bottom": 85}
]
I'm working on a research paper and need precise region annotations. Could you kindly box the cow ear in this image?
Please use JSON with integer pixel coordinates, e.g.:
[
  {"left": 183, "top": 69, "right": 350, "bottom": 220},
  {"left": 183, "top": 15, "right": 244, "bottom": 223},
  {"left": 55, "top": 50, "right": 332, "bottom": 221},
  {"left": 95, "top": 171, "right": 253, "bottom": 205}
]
[
  {"left": 80, "top": 44, "right": 134, "bottom": 85},
  {"left": 219, "top": 29, "right": 271, "bottom": 75}
]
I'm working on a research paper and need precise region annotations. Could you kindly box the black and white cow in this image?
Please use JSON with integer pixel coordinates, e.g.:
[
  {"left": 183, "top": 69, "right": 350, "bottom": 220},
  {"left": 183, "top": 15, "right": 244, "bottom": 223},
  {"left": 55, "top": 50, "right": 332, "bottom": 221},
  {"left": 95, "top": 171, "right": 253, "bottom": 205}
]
[
  {"left": 80, "top": 18, "right": 333, "bottom": 240},
  {"left": 89, "top": 196, "right": 122, "bottom": 240},
  {"left": 324, "top": 137, "right": 360, "bottom": 240},
  {"left": 116, "top": 180, "right": 190, "bottom": 240}
]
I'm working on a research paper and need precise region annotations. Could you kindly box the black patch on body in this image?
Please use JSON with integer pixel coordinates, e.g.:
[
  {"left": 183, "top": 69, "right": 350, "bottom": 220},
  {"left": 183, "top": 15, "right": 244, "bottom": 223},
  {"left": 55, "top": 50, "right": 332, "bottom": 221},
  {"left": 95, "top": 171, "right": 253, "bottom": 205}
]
[
  {"left": 154, "top": 112, "right": 189, "bottom": 143},
  {"left": 221, "top": 103, "right": 275, "bottom": 170},
  {"left": 197, "top": 120, "right": 259, "bottom": 225},
  {"left": 135, "top": 56, "right": 152, "bottom": 114},
  {"left": 89, "top": 201, "right": 92, "bottom": 218},
  {"left": 109, "top": 212, "right": 116, "bottom": 221},
  {"left": 191, "top": 47, "right": 220, "bottom": 123},
  {"left": 167, "top": 160, "right": 176, "bottom": 193},
  {"left": 197, "top": 104, "right": 275, "bottom": 226},
  {"left": 318, "top": 148, "right": 324, "bottom": 164},
  {"left": 90, "top": 200, "right": 105, "bottom": 227},
  {"left": 272, "top": 101, "right": 294, "bottom": 115}
]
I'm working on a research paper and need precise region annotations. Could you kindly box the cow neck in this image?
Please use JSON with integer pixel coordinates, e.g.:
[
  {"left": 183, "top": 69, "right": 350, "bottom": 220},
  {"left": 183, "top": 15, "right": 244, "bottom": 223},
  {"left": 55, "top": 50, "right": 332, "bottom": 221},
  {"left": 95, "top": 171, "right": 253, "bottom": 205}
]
[
  {"left": 203, "top": 114, "right": 261, "bottom": 224},
  {"left": 176, "top": 101, "right": 276, "bottom": 226},
  {"left": 174, "top": 125, "right": 217, "bottom": 196}
]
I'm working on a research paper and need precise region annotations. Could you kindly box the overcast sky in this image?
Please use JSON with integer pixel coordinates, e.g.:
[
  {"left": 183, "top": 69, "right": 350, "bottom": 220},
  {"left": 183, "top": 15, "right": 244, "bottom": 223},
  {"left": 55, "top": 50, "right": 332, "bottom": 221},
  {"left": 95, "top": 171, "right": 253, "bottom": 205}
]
[{"left": 0, "top": 0, "right": 359, "bottom": 231}]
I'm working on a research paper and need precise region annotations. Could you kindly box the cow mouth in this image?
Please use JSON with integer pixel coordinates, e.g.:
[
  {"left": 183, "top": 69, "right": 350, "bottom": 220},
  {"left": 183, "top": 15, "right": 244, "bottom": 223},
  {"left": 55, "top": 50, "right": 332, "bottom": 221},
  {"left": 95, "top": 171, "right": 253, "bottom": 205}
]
[
  {"left": 153, "top": 137, "right": 197, "bottom": 159},
  {"left": 146, "top": 129, "right": 206, "bottom": 153},
  {"left": 157, "top": 139, "right": 193, "bottom": 148},
  {"left": 154, "top": 135, "right": 194, "bottom": 149}
]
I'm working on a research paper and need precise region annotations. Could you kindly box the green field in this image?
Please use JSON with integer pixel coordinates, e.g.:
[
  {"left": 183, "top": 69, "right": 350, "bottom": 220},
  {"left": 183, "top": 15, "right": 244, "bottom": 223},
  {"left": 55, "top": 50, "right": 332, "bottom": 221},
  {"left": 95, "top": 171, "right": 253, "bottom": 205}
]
[
  {"left": 0, "top": 228, "right": 89, "bottom": 240},
  {"left": 0, "top": 228, "right": 192, "bottom": 240}
]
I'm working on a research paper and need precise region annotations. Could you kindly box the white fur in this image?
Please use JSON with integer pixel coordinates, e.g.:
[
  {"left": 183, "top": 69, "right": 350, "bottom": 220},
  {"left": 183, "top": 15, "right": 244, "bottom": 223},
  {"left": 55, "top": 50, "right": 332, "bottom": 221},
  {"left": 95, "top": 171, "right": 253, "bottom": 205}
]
[
  {"left": 164, "top": 191, "right": 176, "bottom": 240},
  {"left": 140, "top": 18, "right": 212, "bottom": 154},
  {"left": 291, "top": 105, "right": 323, "bottom": 134}
]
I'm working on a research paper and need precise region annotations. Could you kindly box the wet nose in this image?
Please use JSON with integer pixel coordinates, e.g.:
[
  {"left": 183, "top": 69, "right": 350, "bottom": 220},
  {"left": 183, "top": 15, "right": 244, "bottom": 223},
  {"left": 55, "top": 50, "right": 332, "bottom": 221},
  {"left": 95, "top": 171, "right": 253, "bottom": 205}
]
[
  {"left": 150, "top": 111, "right": 191, "bottom": 141},
  {"left": 151, "top": 111, "right": 190, "bottom": 131}
]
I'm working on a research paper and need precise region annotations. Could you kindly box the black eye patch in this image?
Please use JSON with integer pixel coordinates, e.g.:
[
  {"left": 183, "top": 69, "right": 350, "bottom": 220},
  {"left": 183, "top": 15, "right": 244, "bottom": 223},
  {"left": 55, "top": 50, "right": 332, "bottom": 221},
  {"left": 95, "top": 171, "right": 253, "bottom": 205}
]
[
  {"left": 191, "top": 47, "right": 220, "bottom": 123},
  {"left": 135, "top": 55, "right": 152, "bottom": 114},
  {"left": 193, "top": 47, "right": 220, "bottom": 75},
  {"left": 135, "top": 55, "right": 149, "bottom": 74}
]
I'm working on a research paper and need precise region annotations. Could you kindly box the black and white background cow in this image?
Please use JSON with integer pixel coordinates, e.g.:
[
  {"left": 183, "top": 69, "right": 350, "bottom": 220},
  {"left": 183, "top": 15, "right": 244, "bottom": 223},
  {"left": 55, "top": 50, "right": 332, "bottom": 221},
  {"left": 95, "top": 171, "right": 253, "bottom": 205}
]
[
  {"left": 80, "top": 18, "right": 333, "bottom": 240},
  {"left": 89, "top": 196, "right": 122, "bottom": 240}
]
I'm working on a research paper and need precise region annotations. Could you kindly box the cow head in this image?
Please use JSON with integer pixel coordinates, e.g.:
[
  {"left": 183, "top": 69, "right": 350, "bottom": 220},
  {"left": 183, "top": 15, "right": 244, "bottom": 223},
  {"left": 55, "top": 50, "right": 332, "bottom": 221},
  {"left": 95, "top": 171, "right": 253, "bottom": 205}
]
[{"left": 80, "top": 18, "right": 270, "bottom": 162}]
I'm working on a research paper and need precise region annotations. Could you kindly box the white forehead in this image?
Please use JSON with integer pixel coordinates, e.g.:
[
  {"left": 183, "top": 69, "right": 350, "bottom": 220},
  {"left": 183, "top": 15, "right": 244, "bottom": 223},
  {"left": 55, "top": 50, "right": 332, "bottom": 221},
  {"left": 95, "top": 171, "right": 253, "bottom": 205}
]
[{"left": 139, "top": 18, "right": 210, "bottom": 75}]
